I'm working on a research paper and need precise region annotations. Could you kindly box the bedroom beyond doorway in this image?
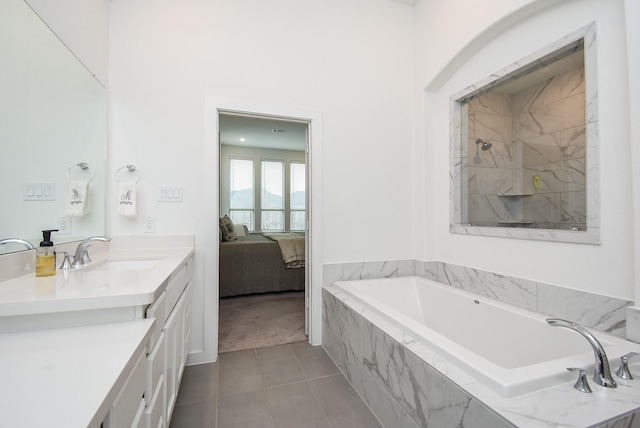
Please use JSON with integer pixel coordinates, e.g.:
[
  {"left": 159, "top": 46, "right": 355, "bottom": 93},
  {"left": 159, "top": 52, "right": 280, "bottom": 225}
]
[{"left": 217, "top": 112, "right": 310, "bottom": 354}]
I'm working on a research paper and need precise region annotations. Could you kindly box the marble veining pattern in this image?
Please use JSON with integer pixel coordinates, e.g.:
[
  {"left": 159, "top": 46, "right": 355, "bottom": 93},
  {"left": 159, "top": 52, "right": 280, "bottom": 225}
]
[
  {"left": 363, "top": 323, "right": 430, "bottom": 426},
  {"left": 325, "top": 259, "right": 631, "bottom": 339},
  {"left": 323, "top": 285, "right": 640, "bottom": 428},
  {"left": 449, "top": 22, "right": 599, "bottom": 243}
]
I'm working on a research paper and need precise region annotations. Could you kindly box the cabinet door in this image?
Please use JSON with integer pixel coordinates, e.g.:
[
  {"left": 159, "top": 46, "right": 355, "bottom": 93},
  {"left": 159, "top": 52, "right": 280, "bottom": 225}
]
[
  {"left": 146, "top": 331, "right": 165, "bottom": 407},
  {"left": 181, "top": 283, "right": 192, "bottom": 371},
  {"left": 164, "top": 298, "right": 180, "bottom": 424}
]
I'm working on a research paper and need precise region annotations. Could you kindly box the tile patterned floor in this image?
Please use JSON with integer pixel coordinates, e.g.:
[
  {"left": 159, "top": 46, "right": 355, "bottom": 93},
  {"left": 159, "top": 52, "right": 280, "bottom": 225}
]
[{"left": 169, "top": 342, "right": 382, "bottom": 428}]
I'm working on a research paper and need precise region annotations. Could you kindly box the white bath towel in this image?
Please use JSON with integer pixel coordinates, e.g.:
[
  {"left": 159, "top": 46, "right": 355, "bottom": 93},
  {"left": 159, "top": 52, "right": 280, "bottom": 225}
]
[
  {"left": 66, "top": 180, "right": 89, "bottom": 217},
  {"left": 117, "top": 181, "right": 137, "bottom": 217}
]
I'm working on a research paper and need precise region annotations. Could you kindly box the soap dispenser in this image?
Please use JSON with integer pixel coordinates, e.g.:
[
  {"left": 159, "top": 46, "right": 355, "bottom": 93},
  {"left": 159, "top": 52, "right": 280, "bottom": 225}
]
[{"left": 36, "top": 229, "right": 58, "bottom": 277}]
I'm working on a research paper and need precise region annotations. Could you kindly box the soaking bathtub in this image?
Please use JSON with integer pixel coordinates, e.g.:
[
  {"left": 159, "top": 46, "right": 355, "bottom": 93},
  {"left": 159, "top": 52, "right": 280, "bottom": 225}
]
[{"left": 333, "top": 276, "right": 640, "bottom": 398}]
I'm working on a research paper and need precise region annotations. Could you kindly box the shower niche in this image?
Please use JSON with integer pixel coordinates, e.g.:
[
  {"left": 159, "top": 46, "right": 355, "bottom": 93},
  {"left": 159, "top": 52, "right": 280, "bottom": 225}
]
[{"left": 449, "top": 23, "right": 600, "bottom": 244}]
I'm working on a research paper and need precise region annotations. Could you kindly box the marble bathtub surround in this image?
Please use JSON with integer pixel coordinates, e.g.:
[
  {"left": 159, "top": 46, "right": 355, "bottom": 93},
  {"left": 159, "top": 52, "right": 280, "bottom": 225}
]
[
  {"left": 450, "top": 22, "right": 600, "bottom": 244},
  {"left": 324, "top": 259, "right": 632, "bottom": 339},
  {"left": 322, "top": 286, "right": 640, "bottom": 428}
]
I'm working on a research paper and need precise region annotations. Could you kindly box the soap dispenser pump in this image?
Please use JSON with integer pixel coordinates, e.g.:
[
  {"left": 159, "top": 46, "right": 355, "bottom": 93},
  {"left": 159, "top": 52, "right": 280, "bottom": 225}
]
[{"left": 36, "top": 229, "right": 58, "bottom": 277}]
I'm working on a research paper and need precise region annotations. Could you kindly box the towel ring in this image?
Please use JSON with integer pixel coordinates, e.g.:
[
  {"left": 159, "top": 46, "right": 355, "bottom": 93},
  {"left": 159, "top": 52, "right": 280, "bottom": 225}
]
[
  {"left": 66, "top": 162, "right": 94, "bottom": 183},
  {"left": 116, "top": 164, "right": 141, "bottom": 184}
]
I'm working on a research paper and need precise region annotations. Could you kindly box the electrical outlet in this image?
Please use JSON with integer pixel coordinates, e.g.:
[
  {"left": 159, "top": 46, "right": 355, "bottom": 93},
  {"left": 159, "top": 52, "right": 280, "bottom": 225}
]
[
  {"left": 143, "top": 216, "right": 156, "bottom": 233},
  {"left": 57, "top": 217, "right": 71, "bottom": 235}
]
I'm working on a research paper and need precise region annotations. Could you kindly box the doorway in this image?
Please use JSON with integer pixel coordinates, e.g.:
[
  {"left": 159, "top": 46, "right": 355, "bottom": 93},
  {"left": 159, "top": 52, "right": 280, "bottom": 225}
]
[
  {"left": 218, "top": 113, "right": 309, "bottom": 353},
  {"left": 202, "top": 98, "right": 323, "bottom": 364}
]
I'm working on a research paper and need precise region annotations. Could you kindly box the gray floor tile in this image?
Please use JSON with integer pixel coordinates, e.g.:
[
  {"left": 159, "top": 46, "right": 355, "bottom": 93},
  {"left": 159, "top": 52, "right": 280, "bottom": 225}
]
[
  {"left": 290, "top": 341, "right": 340, "bottom": 380},
  {"left": 309, "top": 374, "right": 382, "bottom": 428},
  {"left": 218, "top": 349, "right": 264, "bottom": 397},
  {"left": 169, "top": 398, "right": 216, "bottom": 428},
  {"left": 266, "top": 382, "right": 331, "bottom": 428},
  {"left": 256, "top": 344, "right": 306, "bottom": 387},
  {"left": 176, "top": 361, "right": 218, "bottom": 405},
  {"left": 217, "top": 389, "right": 274, "bottom": 428}
]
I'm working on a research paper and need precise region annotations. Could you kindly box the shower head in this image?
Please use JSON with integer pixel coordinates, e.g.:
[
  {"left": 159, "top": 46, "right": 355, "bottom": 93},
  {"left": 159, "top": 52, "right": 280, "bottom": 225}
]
[{"left": 475, "top": 138, "right": 492, "bottom": 151}]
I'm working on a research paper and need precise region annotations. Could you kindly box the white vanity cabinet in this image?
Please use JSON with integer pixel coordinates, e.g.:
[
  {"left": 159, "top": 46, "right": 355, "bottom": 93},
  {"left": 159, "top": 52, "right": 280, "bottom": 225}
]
[
  {"left": 102, "top": 350, "right": 148, "bottom": 428},
  {"left": 146, "top": 257, "right": 192, "bottom": 426}
]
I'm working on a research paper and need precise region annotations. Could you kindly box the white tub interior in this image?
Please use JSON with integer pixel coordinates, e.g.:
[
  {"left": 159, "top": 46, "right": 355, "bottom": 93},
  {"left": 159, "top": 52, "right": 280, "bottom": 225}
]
[{"left": 334, "top": 276, "right": 640, "bottom": 398}]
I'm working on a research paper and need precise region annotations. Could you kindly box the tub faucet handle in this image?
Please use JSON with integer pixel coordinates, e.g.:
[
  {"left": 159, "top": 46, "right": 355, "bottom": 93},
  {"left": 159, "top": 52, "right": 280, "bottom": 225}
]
[
  {"left": 615, "top": 352, "right": 640, "bottom": 379},
  {"left": 567, "top": 367, "right": 592, "bottom": 393}
]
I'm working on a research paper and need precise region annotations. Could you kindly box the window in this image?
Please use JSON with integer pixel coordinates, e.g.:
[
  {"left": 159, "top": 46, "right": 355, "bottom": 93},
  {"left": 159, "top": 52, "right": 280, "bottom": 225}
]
[
  {"left": 261, "top": 160, "right": 284, "bottom": 231},
  {"left": 229, "top": 158, "right": 254, "bottom": 230},
  {"left": 227, "top": 156, "right": 306, "bottom": 232},
  {"left": 290, "top": 162, "right": 306, "bottom": 231}
]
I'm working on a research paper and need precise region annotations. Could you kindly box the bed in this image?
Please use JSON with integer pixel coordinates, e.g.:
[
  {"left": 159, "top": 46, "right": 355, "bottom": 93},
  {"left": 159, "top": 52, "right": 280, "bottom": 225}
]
[{"left": 219, "top": 222, "right": 305, "bottom": 297}]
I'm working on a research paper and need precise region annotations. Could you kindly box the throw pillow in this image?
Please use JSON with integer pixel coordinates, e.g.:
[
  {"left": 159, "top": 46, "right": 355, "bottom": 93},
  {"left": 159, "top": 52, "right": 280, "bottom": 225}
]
[{"left": 219, "top": 215, "right": 237, "bottom": 241}]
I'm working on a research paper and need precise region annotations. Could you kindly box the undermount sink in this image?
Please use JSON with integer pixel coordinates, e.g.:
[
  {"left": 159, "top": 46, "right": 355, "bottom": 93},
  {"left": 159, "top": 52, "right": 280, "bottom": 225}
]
[{"left": 87, "top": 259, "right": 162, "bottom": 271}]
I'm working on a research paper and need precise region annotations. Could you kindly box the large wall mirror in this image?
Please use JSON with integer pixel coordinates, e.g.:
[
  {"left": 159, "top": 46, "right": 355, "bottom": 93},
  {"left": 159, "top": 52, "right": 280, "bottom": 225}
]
[
  {"left": 0, "top": 0, "right": 106, "bottom": 254},
  {"left": 449, "top": 23, "right": 599, "bottom": 244}
]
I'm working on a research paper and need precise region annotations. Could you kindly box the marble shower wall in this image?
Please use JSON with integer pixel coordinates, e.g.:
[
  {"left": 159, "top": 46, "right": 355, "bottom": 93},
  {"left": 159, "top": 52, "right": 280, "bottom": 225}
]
[
  {"left": 466, "top": 66, "right": 586, "bottom": 230},
  {"left": 323, "top": 259, "right": 631, "bottom": 338}
]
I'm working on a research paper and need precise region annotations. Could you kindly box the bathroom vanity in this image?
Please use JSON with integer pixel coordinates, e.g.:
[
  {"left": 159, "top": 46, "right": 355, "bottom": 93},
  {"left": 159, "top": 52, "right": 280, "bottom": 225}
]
[{"left": 0, "top": 237, "right": 194, "bottom": 427}]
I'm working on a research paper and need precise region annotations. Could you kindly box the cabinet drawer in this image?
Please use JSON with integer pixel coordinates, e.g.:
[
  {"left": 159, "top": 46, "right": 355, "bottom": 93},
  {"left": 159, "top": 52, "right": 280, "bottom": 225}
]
[
  {"left": 145, "top": 374, "right": 165, "bottom": 428},
  {"left": 146, "top": 292, "right": 166, "bottom": 349},
  {"left": 110, "top": 351, "right": 146, "bottom": 428},
  {"left": 133, "top": 398, "right": 146, "bottom": 428},
  {"left": 146, "top": 330, "right": 165, "bottom": 405},
  {"left": 165, "top": 265, "right": 187, "bottom": 314},
  {"left": 186, "top": 257, "right": 193, "bottom": 283}
]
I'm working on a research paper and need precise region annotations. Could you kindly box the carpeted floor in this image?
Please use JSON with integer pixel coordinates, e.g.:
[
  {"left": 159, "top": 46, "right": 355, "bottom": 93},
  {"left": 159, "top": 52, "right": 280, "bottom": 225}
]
[{"left": 218, "top": 291, "right": 307, "bottom": 353}]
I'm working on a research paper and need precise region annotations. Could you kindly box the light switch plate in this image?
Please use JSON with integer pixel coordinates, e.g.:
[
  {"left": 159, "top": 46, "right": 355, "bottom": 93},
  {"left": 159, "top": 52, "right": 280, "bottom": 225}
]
[
  {"left": 24, "top": 183, "right": 55, "bottom": 201},
  {"left": 159, "top": 186, "right": 183, "bottom": 202}
]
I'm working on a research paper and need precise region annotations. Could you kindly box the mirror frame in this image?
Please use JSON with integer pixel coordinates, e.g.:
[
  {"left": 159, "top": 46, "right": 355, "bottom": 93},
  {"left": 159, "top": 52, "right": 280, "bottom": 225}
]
[{"left": 449, "top": 22, "right": 599, "bottom": 244}]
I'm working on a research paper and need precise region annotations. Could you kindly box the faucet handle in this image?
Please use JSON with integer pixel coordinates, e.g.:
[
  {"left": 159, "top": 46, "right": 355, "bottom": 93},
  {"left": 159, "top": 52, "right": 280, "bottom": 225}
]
[
  {"left": 567, "top": 368, "right": 592, "bottom": 393},
  {"left": 615, "top": 352, "right": 640, "bottom": 379},
  {"left": 58, "top": 252, "right": 73, "bottom": 269}
]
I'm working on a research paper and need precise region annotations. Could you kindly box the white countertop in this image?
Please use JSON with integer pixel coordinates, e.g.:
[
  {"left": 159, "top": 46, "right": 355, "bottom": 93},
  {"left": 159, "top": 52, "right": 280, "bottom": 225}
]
[
  {"left": 0, "top": 319, "right": 155, "bottom": 427},
  {"left": 0, "top": 247, "right": 193, "bottom": 316}
]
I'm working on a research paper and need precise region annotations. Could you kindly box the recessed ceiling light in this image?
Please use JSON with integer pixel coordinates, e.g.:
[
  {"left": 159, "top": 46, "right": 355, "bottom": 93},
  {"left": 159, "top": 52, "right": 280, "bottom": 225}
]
[{"left": 239, "top": 138, "right": 246, "bottom": 142}]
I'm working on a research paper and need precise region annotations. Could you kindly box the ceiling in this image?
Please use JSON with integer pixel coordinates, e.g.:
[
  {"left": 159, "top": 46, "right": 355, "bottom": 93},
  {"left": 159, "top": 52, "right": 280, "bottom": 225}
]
[{"left": 219, "top": 114, "right": 307, "bottom": 152}]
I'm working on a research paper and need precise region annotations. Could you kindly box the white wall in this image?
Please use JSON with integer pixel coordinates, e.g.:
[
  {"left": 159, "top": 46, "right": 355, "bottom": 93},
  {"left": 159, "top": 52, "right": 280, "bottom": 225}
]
[
  {"left": 108, "top": 0, "right": 415, "bottom": 360},
  {"left": 25, "top": 0, "right": 109, "bottom": 85},
  {"left": 415, "top": 0, "right": 635, "bottom": 299}
]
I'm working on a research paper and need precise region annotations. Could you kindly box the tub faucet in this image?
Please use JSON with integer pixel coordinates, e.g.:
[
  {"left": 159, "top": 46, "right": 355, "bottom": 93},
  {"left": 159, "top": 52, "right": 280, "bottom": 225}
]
[
  {"left": 72, "top": 236, "right": 111, "bottom": 268},
  {"left": 546, "top": 318, "right": 616, "bottom": 388}
]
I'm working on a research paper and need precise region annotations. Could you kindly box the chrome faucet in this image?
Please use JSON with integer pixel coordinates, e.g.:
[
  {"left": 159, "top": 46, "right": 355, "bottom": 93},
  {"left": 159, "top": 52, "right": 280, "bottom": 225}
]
[
  {"left": 72, "top": 236, "right": 111, "bottom": 268},
  {"left": 547, "top": 318, "right": 616, "bottom": 388},
  {"left": 0, "top": 238, "right": 35, "bottom": 250}
]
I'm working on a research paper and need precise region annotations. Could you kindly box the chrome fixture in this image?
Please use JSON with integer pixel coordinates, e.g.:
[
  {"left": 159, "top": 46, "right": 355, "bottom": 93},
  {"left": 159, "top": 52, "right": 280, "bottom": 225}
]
[
  {"left": 475, "top": 138, "right": 492, "bottom": 151},
  {"left": 72, "top": 236, "right": 111, "bottom": 268},
  {"left": 0, "top": 238, "right": 35, "bottom": 250},
  {"left": 58, "top": 252, "right": 73, "bottom": 269},
  {"left": 567, "top": 367, "right": 592, "bottom": 393},
  {"left": 547, "top": 318, "right": 616, "bottom": 388},
  {"left": 615, "top": 352, "right": 639, "bottom": 379}
]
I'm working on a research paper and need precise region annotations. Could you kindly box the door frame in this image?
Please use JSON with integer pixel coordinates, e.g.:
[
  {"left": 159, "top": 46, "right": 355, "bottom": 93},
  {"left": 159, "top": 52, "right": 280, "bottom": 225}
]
[{"left": 203, "top": 98, "right": 323, "bottom": 362}]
